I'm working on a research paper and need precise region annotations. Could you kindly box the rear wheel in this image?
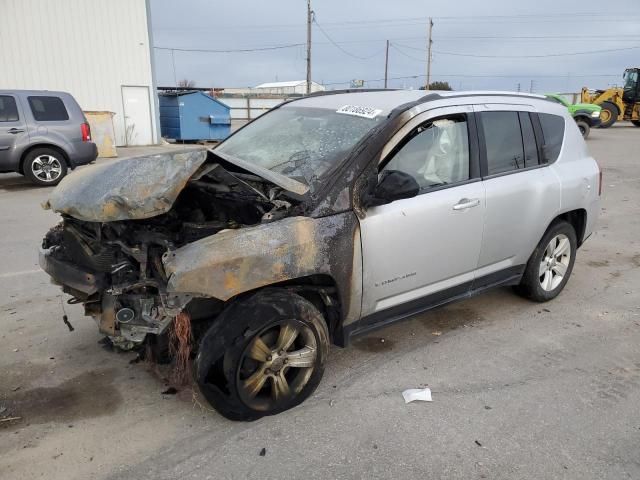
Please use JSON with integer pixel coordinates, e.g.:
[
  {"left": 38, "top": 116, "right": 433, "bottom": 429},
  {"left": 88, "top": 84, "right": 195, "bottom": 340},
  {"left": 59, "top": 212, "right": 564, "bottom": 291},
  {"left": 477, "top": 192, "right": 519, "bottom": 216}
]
[
  {"left": 23, "top": 148, "right": 68, "bottom": 186},
  {"left": 195, "top": 290, "right": 330, "bottom": 421},
  {"left": 575, "top": 119, "right": 590, "bottom": 138},
  {"left": 597, "top": 101, "right": 618, "bottom": 128},
  {"left": 514, "top": 221, "right": 577, "bottom": 302}
]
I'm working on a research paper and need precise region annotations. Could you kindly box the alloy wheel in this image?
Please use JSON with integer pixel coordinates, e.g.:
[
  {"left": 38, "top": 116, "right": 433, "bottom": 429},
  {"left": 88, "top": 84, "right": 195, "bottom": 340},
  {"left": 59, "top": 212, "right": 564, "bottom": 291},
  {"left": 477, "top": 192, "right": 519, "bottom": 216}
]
[
  {"left": 237, "top": 321, "right": 318, "bottom": 411},
  {"left": 539, "top": 233, "right": 571, "bottom": 291},
  {"left": 31, "top": 155, "right": 63, "bottom": 182}
]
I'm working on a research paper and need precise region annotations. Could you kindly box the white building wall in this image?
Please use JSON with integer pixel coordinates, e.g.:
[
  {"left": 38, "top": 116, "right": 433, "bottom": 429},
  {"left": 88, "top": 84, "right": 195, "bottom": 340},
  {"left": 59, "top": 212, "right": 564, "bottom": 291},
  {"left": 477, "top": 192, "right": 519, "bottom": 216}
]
[{"left": 0, "top": 0, "right": 159, "bottom": 146}]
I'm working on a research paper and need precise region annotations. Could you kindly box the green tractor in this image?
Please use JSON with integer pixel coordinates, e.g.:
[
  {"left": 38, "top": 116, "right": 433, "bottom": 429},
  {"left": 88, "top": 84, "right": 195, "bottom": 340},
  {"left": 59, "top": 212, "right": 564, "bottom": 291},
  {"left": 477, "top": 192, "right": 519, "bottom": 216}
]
[{"left": 545, "top": 93, "right": 602, "bottom": 139}]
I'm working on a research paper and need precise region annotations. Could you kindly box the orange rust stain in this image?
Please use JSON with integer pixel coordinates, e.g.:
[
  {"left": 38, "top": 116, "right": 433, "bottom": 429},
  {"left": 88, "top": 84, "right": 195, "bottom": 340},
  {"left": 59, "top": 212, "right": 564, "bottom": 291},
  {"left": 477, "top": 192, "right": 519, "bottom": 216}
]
[
  {"left": 101, "top": 202, "right": 120, "bottom": 219},
  {"left": 223, "top": 271, "right": 241, "bottom": 293}
]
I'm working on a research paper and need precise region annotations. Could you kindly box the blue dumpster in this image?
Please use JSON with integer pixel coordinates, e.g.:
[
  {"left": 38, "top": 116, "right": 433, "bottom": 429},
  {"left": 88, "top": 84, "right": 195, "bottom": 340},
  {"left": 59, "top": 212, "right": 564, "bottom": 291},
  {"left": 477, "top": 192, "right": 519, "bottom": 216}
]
[{"left": 159, "top": 91, "right": 231, "bottom": 141}]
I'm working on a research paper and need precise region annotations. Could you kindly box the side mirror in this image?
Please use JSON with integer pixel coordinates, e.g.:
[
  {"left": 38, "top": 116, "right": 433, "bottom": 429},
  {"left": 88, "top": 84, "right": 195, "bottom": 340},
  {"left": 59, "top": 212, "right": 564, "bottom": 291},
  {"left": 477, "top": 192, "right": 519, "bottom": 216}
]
[{"left": 365, "top": 170, "right": 420, "bottom": 207}]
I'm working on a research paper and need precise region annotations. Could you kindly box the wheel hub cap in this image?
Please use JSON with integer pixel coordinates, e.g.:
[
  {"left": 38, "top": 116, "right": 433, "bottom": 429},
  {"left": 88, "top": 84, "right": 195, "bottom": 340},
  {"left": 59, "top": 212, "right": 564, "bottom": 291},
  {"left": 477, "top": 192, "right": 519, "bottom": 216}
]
[
  {"left": 539, "top": 233, "right": 571, "bottom": 292},
  {"left": 237, "top": 321, "right": 318, "bottom": 411}
]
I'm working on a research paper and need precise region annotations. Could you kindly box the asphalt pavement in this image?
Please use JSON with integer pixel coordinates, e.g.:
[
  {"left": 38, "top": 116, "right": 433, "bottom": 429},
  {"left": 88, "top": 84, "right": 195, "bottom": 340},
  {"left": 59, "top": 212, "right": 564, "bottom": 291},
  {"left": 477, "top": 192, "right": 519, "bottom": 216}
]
[{"left": 1, "top": 128, "right": 639, "bottom": 480}]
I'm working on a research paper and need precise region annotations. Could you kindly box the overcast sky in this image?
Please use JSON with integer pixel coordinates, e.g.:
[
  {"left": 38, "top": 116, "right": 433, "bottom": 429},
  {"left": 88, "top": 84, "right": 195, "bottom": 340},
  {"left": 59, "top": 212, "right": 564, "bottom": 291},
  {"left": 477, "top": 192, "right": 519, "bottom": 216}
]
[{"left": 149, "top": 0, "right": 640, "bottom": 93}]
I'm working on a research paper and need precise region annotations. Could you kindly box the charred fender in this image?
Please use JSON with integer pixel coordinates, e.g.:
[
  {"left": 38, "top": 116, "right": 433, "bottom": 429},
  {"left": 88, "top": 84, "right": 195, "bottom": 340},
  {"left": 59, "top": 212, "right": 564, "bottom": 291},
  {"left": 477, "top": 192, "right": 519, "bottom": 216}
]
[{"left": 163, "top": 213, "right": 362, "bottom": 325}]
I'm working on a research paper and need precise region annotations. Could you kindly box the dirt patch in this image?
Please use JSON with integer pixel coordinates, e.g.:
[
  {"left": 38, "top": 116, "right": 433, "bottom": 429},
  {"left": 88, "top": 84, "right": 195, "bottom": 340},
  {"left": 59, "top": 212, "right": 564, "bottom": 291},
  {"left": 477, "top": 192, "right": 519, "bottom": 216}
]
[
  {"left": 419, "top": 306, "right": 484, "bottom": 332},
  {"left": 352, "top": 336, "right": 396, "bottom": 353},
  {"left": 1, "top": 369, "right": 122, "bottom": 428},
  {"left": 631, "top": 254, "right": 640, "bottom": 268},
  {"left": 587, "top": 260, "right": 610, "bottom": 268}
]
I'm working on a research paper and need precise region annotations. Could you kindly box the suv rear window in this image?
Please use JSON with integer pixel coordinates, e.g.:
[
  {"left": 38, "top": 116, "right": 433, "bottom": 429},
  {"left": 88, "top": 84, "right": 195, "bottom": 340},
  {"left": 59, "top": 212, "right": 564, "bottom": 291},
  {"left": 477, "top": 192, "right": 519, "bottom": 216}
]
[
  {"left": 0, "top": 95, "right": 19, "bottom": 122},
  {"left": 28, "top": 96, "right": 69, "bottom": 121},
  {"left": 538, "top": 113, "right": 565, "bottom": 163},
  {"left": 480, "top": 111, "right": 525, "bottom": 175}
]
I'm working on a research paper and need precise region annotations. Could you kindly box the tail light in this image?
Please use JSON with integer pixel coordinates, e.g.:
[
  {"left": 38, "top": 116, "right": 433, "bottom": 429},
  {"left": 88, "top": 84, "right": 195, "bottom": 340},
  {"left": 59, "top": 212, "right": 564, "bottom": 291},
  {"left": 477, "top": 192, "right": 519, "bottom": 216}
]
[{"left": 81, "top": 122, "right": 91, "bottom": 142}]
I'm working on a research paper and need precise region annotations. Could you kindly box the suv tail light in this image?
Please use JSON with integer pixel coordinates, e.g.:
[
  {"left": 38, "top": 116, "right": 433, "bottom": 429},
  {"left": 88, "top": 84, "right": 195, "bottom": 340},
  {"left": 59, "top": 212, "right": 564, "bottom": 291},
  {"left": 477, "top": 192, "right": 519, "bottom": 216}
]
[{"left": 81, "top": 122, "right": 91, "bottom": 142}]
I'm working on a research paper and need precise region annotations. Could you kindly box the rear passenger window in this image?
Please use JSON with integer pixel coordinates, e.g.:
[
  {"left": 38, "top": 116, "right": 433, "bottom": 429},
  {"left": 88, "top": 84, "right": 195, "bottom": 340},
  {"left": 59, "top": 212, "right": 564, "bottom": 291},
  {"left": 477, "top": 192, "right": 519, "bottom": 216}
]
[
  {"left": 28, "top": 96, "right": 69, "bottom": 121},
  {"left": 0, "top": 96, "right": 19, "bottom": 122},
  {"left": 538, "top": 113, "right": 565, "bottom": 163},
  {"left": 480, "top": 111, "right": 524, "bottom": 174}
]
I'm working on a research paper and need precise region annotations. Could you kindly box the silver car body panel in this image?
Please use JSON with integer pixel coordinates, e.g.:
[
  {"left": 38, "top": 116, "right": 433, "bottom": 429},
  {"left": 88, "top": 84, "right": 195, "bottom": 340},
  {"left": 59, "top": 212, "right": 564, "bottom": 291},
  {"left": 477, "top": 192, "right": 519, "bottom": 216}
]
[{"left": 357, "top": 93, "right": 600, "bottom": 319}]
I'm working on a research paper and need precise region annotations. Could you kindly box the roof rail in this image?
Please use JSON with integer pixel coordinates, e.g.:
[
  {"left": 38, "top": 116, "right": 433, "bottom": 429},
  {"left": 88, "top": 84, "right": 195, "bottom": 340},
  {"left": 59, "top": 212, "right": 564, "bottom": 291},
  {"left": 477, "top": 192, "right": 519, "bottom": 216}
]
[{"left": 305, "top": 88, "right": 398, "bottom": 98}]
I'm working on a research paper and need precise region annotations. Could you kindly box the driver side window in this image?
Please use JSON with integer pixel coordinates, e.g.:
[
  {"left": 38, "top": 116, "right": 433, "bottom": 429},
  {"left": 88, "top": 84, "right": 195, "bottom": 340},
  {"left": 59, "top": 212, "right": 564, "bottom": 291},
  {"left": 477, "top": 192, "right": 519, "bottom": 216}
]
[{"left": 383, "top": 115, "right": 470, "bottom": 191}]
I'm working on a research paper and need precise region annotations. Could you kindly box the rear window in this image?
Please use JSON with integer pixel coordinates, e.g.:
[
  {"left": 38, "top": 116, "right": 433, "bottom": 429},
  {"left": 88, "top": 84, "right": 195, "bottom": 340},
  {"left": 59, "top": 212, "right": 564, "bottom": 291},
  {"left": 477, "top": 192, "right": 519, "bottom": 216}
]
[
  {"left": 480, "top": 111, "right": 525, "bottom": 175},
  {"left": 28, "top": 96, "right": 69, "bottom": 121},
  {"left": 538, "top": 113, "right": 565, "bottom": 163},
  {"left": 0, "top": 95, "right": 19, "bottom": 122}
]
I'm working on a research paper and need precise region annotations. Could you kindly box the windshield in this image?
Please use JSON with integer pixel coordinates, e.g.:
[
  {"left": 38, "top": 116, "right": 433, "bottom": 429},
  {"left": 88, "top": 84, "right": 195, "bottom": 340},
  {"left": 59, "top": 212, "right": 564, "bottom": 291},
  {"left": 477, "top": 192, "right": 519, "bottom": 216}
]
[
  {"left": 624, "top": 70, "right": 638, "bottom": 90},
  {"left": 215, "top": 106, "right": 383, "bottom": 189}
]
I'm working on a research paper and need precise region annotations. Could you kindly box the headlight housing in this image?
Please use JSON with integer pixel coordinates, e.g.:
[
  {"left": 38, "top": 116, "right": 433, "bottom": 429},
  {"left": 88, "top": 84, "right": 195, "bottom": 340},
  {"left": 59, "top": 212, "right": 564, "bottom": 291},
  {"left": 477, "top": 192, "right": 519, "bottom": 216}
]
[{"left": 591, "top": 111, "right": 601, "bottom": 118}]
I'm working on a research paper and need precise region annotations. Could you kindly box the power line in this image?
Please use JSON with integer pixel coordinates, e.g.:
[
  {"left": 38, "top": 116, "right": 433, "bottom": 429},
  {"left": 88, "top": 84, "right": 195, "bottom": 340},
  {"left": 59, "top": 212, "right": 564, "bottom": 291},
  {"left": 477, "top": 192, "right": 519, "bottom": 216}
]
[
  {"left": 322, "top": 72, "right": 621, "bottom": 85},
  {"left": 312, "top": 16, "right": 382, "bottom": 60},
  {"left": 153, "top": 44, "right": 304, "bottom": 53},
  {"left": 433, "top": 45, "right": 640, "bottom": 58}
]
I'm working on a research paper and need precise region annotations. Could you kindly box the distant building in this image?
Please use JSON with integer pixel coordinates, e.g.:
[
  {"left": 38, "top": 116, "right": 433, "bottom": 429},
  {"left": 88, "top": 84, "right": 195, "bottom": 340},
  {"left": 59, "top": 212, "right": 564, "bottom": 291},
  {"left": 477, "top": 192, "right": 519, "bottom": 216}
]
[
  {"left": 253, "top": 81, "right": 325, "bottom": 95},
  {"left": 0, "top": 0, "right": 160, "bottom": 146}
]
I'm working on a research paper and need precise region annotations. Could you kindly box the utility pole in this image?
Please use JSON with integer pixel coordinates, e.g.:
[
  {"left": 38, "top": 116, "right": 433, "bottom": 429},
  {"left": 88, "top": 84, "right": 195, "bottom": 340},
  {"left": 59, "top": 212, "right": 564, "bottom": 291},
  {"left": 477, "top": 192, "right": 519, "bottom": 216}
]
[
  {"left": 306, "top": 0, "right": 312, "bottom": 95},
  {"left": 425, "top": 17, "right": 433, "bottom": 90},
  {"left": 384, "top": 40, "right": 389, "bottom": 88}
]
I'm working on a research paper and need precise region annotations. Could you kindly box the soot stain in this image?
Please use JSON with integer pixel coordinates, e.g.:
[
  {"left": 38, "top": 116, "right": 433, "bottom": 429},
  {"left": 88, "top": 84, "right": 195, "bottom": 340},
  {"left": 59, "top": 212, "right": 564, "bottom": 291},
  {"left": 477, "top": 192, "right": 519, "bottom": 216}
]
[
  {"left": 1, "top": 369, "right": 122, "bottom": 428},
  {"left": 352, "top": 337, "right": 396, "bottom": 353},
  {"left": 419, "top": 307, "right": 484, "bottom": 332}
]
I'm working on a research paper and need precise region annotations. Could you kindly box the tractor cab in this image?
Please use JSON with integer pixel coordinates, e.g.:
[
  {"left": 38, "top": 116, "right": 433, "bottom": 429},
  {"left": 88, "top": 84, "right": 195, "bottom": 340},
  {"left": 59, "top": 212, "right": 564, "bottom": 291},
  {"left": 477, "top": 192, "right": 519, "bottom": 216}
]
[{"left": 622, "top": 68, "right": 640, "bottom": 104}]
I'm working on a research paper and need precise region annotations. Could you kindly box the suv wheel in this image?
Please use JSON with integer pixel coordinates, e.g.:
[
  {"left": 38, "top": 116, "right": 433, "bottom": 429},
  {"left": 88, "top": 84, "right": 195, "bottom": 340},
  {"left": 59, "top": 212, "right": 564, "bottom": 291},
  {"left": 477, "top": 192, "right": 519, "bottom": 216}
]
[
  {"left": 23, "top": 148, "right": 68, "bottom": 186},
  {"left": 515, "top": 220, "right": 577, "bottom": 302},
  {"left": 195, "top": 290, "right": 330, "bottom": 421},
  {"left": 575, "top": 119, "right": 590, "bottom": 138}
]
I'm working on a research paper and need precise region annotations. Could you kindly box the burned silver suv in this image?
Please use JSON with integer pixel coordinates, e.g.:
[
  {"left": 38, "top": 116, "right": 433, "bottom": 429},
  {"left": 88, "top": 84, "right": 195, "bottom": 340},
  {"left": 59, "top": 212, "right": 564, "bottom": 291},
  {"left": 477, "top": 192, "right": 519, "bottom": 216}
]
[{"left": 40, "top": 90, "right": 601, "bottom": 420}]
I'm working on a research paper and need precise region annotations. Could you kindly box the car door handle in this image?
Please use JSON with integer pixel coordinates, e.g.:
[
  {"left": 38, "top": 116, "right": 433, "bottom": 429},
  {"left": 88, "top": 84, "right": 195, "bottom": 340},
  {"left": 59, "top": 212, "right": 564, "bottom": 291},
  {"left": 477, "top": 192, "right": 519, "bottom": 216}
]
[
  {"left": 452, "top": 198, "right": 480, "bottom": 210},
  {"left": 7, "top": 128, "right": 24, "bottom": 134}
]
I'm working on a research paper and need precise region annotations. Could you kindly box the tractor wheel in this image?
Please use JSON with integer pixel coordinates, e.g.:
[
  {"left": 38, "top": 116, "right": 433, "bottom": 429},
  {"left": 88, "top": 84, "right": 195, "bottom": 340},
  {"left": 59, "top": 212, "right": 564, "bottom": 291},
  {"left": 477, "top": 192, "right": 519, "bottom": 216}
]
[
  {"left": 598, "top": 102, "right": 618, "bottom": 128},
  {"left": 631, "top": 120, "right": 640, "bottom": 127}
]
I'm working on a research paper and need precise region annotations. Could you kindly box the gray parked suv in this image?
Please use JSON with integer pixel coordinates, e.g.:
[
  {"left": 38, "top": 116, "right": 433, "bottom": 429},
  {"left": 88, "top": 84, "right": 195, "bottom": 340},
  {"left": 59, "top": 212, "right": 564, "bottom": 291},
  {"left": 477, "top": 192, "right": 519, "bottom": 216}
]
[
  {"left": 0, "top": 90, "right": 98, "bottom": 185},
  {"left": 39, "top": 90, "right": 601, "bottom": 420}
]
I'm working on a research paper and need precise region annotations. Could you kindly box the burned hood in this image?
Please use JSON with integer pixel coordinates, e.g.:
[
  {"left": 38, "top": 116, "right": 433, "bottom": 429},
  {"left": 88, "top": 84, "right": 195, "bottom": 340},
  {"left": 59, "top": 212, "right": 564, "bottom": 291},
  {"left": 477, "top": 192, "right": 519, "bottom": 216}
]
[{"left": 44, "top": 149, "right": 208, "bottom": 222}]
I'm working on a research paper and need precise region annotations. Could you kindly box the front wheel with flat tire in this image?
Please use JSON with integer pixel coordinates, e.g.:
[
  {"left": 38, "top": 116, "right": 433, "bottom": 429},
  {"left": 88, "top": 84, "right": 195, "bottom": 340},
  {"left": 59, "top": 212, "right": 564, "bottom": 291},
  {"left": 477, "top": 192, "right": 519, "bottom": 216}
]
[
  {"left": 23, "top": 148, "right": 68, "bottom": 186},
  {"left": 195, "top": 290, "right": 330, "bottom": 421},
  {"left": 575, "top": 119, "right": 590, "bottom": 139},
  {"left": 514, "top": 220, "right": 577, "bottom": 302}
]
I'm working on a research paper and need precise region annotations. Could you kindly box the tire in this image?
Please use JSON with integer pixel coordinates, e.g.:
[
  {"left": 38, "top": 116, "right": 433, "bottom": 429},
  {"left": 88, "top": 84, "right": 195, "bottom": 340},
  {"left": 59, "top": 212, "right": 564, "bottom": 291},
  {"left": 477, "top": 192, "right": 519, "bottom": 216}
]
[
  {"left": 23, "top": 148, "right": 68, "bottom": 186},
  {"left": 597, "top": 101, "right": 618, "bottom": 129},
  {"left": 514, "top": 220, "right": 577, "bottom": 302},
  {"left": 575, "top": 119, "right": 590, "bottom": 139},
  {"left": 195, "top": 289, "right": 330, "bottom": 421},
  {"left": 631, "top": 120, "right": 640, "bottom": 127}
]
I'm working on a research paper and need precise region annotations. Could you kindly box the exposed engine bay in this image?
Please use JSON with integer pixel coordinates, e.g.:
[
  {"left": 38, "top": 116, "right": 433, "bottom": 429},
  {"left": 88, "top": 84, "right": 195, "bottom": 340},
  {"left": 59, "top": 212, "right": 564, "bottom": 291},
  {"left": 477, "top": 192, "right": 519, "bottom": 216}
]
[{"left": 40, "top": 149, "right": 303, "bottom": 350}]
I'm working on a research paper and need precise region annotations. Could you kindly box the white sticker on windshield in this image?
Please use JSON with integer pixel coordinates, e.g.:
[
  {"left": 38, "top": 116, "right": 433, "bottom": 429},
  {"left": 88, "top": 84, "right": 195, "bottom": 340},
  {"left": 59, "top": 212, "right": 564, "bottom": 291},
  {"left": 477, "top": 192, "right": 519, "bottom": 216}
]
[{"left": 336, "top": 105, "right": 383, "bottom": 119}]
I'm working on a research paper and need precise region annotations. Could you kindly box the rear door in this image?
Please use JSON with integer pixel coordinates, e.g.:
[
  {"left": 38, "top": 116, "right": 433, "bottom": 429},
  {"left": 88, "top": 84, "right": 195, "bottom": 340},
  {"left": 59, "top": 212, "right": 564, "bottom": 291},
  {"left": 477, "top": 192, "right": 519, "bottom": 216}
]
[
  {"left": 0, "top": 94, "right": 28, "bottom": 169},
  {"left": 473, "top": 104, "right": 561, "bottom": 282}
]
